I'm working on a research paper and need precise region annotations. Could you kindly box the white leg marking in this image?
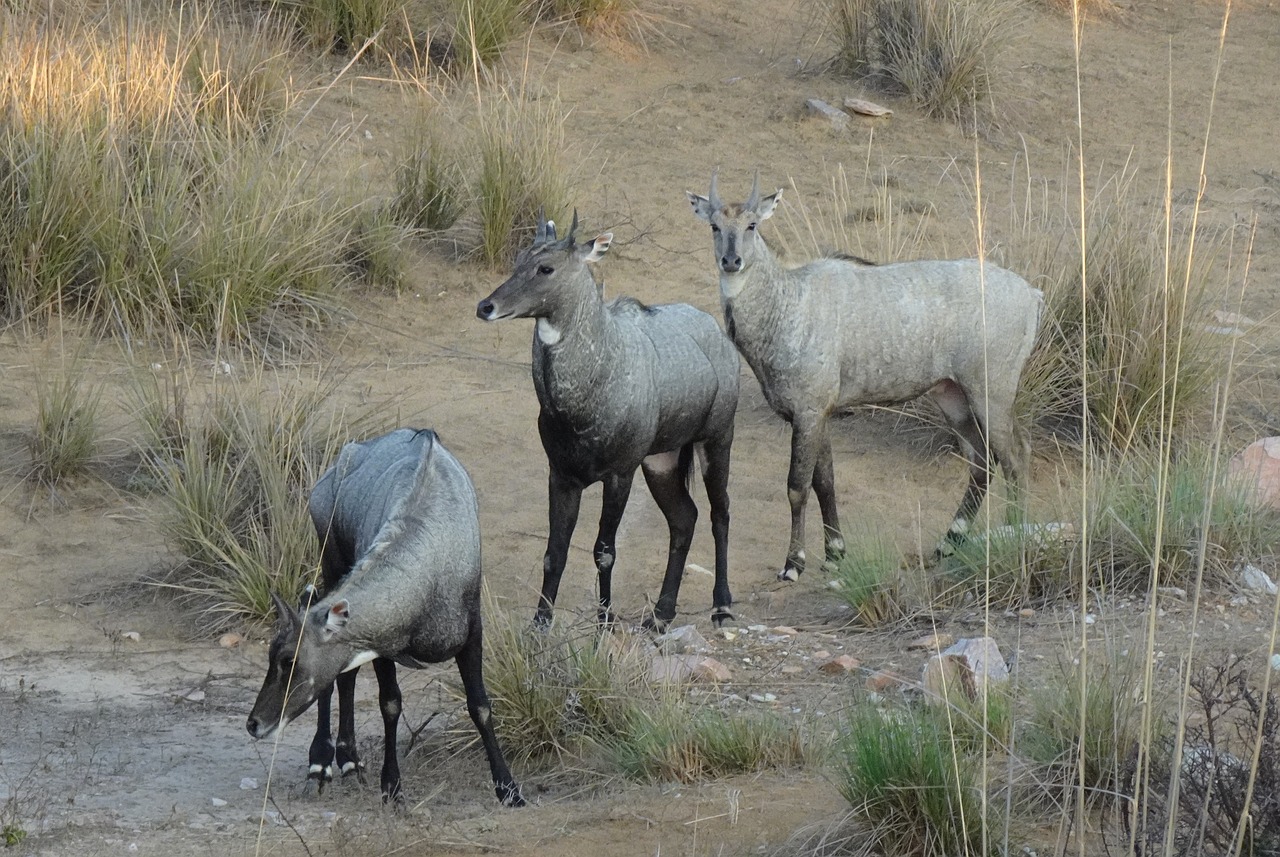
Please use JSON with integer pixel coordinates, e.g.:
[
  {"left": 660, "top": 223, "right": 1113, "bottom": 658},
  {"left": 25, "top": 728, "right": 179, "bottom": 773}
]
[
  {"left": 536, "top": 318, "right": 562, "bottom": 345},
  {"left": 949, "top": 517, "right": 970, "bottom": 536}
]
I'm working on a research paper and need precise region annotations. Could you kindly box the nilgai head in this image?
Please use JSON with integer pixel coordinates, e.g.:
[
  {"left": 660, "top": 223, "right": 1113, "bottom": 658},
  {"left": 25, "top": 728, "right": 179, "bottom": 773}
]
[
  {"left": 245, "top": 589, "right": 363, "bottom": 741},
  {"left": 475, "top": 209, "right": 612, "bottom": 329},
  {"left": 687, "top": 169, "right": 783, "bottom": 277}
]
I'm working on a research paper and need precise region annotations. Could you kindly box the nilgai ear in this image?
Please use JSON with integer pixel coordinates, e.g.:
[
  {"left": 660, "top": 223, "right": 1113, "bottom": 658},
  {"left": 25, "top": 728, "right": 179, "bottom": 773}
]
[
  {"left": 321, "top": 600, "right": 351, "bottom": 638},
  {"left": 755, "top": 189, "right": 783, "bottom": 222},
  {"left": 581, "top": 233, "right": 612, "bottom": 264},
  {"left": 687, "top": 192, "right": 714, "bottom": 223}
]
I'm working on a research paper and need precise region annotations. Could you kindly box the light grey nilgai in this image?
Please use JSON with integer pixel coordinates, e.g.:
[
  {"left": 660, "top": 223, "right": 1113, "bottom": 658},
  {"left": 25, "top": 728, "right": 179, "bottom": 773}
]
[
  {"left": 476, "top": 212, "right": 740, "bottom": 631},
  {"left": 245, "top": 428, "right": 524, "bottom": 807},
  {"left": 687, "top": 171, "right": 1043, "bottom": 580}
]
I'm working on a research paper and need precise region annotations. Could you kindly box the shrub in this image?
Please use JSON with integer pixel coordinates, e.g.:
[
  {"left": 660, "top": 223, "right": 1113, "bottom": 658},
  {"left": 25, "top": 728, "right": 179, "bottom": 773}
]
[
  {"left": 1125, "top": 655, "right": 1280, "bottom": 857},
  {"left": 835, "top": 701, "right": 1002, "bottom": 857},
  {"left": 829, "top": 525, "right": 908, "bottom": 626},
  {"left": 822, "top": 0, "right": 1020, "bottom": 121}
]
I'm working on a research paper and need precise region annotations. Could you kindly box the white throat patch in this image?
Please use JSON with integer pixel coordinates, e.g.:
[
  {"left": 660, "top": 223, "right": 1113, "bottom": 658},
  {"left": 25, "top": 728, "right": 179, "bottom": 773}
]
[
  {"left": 342, "top": 649, "right": 378, "bottom": 673},
  {"left": 536, "top": 318, "right": 562, "bottom": 346},
  {"left": 719, "top": 274, "right": 747, "bottom": 301}
]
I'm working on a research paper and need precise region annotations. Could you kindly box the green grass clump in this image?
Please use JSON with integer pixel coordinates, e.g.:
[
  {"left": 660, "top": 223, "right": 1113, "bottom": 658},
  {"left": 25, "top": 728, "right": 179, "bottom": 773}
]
[
  {"left": 822, "top": 0, "right": 1020, "bottom": 121},
  {"left": 480, "top": 606, "right": 817, "bottom": 780},
  {"left": 835, "top": 701, "right": 1002, "bottom": 857},
  {"left": 1021, "top": 649, "right": 1156, "bottom": 808},
  {"left": 142, "top": 369, "right": 386, "bottom": 625},
  {"left": 473, "top": 90, "right": 571, "bottom": 266},
  {"left": 450, "top": 0, "right": 530, "bottom": 72},
  {"left": 829, "top": 525, "right": 907, "bottom": 625},
  {"left": 0, "top": 18, "right": 404, "bottom": 357},
  {"left": 389, "top": 119, "right": 468, "bottom": 232},
  {"left": 1015, "top": 173, "right": 1226, "bottom": 453},
  {"left": 27, "top": 356, "right": 102, "bottom": 487}
]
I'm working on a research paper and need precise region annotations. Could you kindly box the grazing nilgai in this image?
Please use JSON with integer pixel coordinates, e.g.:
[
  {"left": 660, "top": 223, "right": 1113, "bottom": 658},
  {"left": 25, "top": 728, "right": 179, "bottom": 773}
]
[
  {"left": 687, "top": 172, "right": 1043, "bottom": 579},
  {"left": 476, "top": 212, "right": 740, "bottom": 630},
  {"left": 245, "top": 428, "right": 524, "bottom": 807}
]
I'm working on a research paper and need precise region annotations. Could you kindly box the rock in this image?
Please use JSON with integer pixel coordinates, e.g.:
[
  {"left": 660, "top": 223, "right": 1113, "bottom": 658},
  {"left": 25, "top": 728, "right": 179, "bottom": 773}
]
[
  {"left": 813, "top": 649, "right": 832, "bottom": 660},
  {"left": 747, "top": 624, "right": 767, "bottom": 633},
  {"left": 654, "top": 624, "right": 710, "bottom": 654},
  {"left": 819, "top": 655, "right": 861, "bottom": 675},
  {"left": 1018, "top": 608, "right": 1036, "bottom": 619},
  {"left": 121, "top": 631, "right": 141, "bottom": 642},
  {"left": 1156, "top": 586, "right": 1188, "bottom": 601},
  {"left": 690, "top": 657, "right": 732, "bottom": 683},
  {"left": 210, "top": 798, "right": 227, "bottom": 807},
  {"left": 1271, "top": 654, "right": 1280, "bottom": 671},
  {"left": 907, "top": 633, "right": 953, "bottom": 652},
  {"left": 770, "top": 626, "right": 798, "bottom": 636},
  {"left": 781, "top": 665, "right": 804, "bottom": 675},
  {"left": 179, "top": 688, "right": 206, "bottom": 703},
  {"left": 685, "top": 562, "right": 713, "bottom": 577},
  {"left": 1240, "top": 564, "right": 1278, "bottom": 595},
  {"left": 1228, "top": 438, "right": 1280, "bottom": 509},
  {"left": 239, "top": 777, "right": 258, "bottom": 790},
  {"left": 921, "top": 637, "right": 1009, "bottom": 704},
  {"left": 842, "top": 96, "right": 893, "bottom": 116},
  {"left": 219, "top": 633, "right": 243, "bottom": 649},
  {"left": 804, "top": 98, "right": 850, "bottom": 129},
  {"left": 650, "top": 654, "right": 730, "bottom": 683},
  {"left": 865, "top": 670, "right": 905, "bottom": 692}
]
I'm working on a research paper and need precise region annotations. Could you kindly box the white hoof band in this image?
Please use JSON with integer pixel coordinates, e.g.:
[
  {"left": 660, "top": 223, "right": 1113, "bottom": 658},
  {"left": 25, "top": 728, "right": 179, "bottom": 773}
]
[{"left": 777, "top": 567, "right": 800, "bottom": 582}]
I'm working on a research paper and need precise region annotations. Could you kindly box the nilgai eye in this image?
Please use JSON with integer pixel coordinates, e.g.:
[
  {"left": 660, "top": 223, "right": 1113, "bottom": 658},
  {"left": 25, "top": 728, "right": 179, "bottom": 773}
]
[
  {"left": 710, "top": 225, "right": 720, "bottom": 234},
  {"left": 747, "top": 222, "right": 757, "bottom": 231},
  {"left": 537, "top": 265, "right": 554, "bottom": 275}
]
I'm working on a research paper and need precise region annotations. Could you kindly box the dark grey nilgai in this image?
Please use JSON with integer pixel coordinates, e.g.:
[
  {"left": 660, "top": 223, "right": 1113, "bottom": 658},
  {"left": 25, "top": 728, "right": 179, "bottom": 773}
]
[
  {"left": 688, "top": 171, "right": 1043, "bottom": 579},
  {"left": 245, "top": 428, "right": 524, "bottom": 807},
  {"left": 476, "top": 212, "right": 740, "bottom": 631}
]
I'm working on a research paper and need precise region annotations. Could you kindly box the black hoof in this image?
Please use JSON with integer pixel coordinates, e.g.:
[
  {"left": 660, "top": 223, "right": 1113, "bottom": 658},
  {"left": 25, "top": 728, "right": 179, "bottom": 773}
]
[
  {"left": 641, "top": 613, "right": 670, "bottom": 633},
  {"left": 711, "top": 607, "right": 734, "bottom": 627},
  {"left": 497, "top": 782, "right": 526, "bottom": 807}
]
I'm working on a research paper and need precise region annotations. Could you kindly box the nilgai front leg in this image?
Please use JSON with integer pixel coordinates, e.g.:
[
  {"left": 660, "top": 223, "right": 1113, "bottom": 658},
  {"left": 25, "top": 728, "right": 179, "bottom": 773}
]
[{"left": 535, "top": 470, "right": 583, "bottom": 627}]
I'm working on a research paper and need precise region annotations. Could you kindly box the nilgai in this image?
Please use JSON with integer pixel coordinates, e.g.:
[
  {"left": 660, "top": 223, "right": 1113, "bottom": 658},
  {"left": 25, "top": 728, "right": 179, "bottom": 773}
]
[
  {"left": 245, "top": 428, "right": 524, "bottom": 806},
  {"left": 476, "top": 212, "right": 740, "bottom": 630},
  {"left": 688, "top": 171, "right": 1043, "bottom": 579}
]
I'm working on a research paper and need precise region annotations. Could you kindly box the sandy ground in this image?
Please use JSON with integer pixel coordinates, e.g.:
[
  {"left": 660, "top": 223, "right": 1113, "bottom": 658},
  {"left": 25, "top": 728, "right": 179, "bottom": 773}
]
[{"left": 3, "top": 0, "right": 1280, "bottom": 853}]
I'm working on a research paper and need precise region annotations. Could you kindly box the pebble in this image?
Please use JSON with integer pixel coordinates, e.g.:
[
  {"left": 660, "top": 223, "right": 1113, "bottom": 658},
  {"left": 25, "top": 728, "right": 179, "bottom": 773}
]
[
  {"left": 211, "top": 798, "right": 227, "bottom": 807},
  {"left": 219, "top": 633, "right": 243, "bottom": 649},
  {"left": 239, "top": 777, "right": 258, "bottom": 790}
]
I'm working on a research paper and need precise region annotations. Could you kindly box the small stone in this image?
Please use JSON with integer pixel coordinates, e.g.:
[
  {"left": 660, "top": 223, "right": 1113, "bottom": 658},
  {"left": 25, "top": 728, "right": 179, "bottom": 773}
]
[
  {"left": 720, "top": 629, "right": 737, "bottom": 642},
  {"left": 1084, "top": 613, "right": 1096, "bottom": 625},
  {"left": 690, "top": 657, "right": 732, "bottom": 683},
  {"left": 804, "top": 98, "right": 850, "bottom": 129},
  {"left": 781, "top": 665, "right": 804, "bottom": 675},
  {"left": 842, "top": 96, "right": 893, "bottom": 116},
  {"left": 121, "top": 631, "right": 141, "bottom": 642},
  {"left": 1018, "top": 608, "right": 1036, "bottom": 619},
  {"left": 655, "top": 624, "right": 710, "bottom": 654},
  {"left": 921, "top": 637, "right": 1009, "bottom": 704},
  {"left": 1157, "top": 586, "right": 1188, "bottom": 601},
  {"left": 865, "top": 670, "right": 904, "bottom": 692},
  {"left": 210, "top": 798, "right": 227, "bottom": 807},
  {"left": 180, "top": 688, "right": 206, "bottom": 703},
  {"left": 747, "top": 624, "right": 767, "bottom": 633},
  {"left": 1240, "top": 564, "right": 1278, "bottom": 595},
  {"left": 819, "top": 655, "right": 861, "bottom": 675},
  {"left": 219, "top": 633, "right": 243, "bottom": 649},
  {"left": 770, "top": 626, "right": 798, "bottom": 636},
  {"left": 239, "top": 777, "right": 259, "bottom": 790},
  {"left": 1271, "top": 654, "right": 1280, "bottom": 671},
  {"left": 813, "top": 649, "right": 832, "bottom": 660}
]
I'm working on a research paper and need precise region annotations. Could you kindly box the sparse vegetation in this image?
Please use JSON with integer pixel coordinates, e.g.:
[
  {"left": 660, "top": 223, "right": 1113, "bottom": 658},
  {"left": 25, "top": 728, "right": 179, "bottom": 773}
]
[
  {"left": 822, "top": 0, "right": 1020, "bottom": 121},
  {"left": 390, "top": 117, "right": 469, "bottom": 232},
  {"left": 829, "top": 524, "right": 907, "bottom": 625},
  {"left": 450, "top": 0, "right": 530, "bottom": 72}
]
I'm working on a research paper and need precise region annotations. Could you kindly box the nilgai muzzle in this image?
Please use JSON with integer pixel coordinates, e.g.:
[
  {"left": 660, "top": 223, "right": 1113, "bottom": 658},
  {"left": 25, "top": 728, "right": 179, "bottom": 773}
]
[
  {"left": 688, "top": 171, "right": 1043, "bottom": 579},
  {"left": 476, "top": 211, "right": 740, "bottom": 630},
  {"left": 245, "top": 428, "right": 524, "bottom": 807}
]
